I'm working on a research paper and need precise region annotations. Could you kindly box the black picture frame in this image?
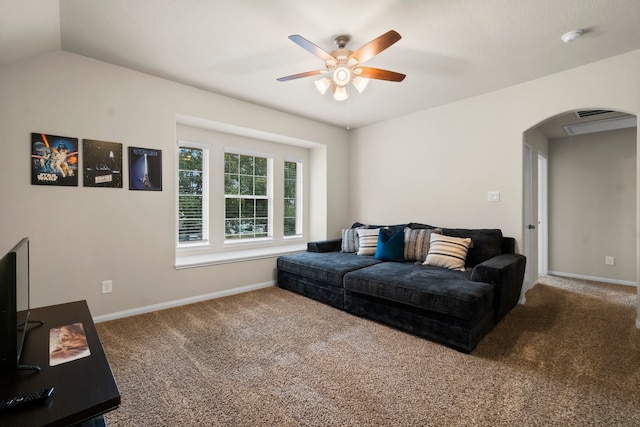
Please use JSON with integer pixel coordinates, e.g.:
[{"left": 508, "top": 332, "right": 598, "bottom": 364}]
[
  {"left": 128, "top": 147, "right": 162, "bottom": 191},
  {"left": 83, "top": 139, "right": 123, "bottom": 188},
  {"left": 31, "top": 133, "right": 79, "bottom": 186}
]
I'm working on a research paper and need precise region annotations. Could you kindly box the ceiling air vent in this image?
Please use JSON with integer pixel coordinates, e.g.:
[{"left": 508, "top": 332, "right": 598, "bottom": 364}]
[
  {"left": 574, "top": 110, "right": 613, "bottom": 118},
  {"left": 563, "top": 114, "right": 637, "bottom": 136}
]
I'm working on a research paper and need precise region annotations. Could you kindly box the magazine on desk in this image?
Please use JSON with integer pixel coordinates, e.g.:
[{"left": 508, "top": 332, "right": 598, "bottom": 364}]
[{"left": 49, "top": 322, "right": 91, "bottom": 366}]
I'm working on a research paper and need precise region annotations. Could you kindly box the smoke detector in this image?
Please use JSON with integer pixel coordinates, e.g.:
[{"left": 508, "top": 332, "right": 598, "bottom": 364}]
[{"left": 561, "top": 29, "right": 584, "bottom": 43}]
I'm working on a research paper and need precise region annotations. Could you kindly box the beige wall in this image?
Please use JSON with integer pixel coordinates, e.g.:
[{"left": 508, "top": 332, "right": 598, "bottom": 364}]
[
  {"left": 0, "top": 51, "right": 350, "bottom": 317},
  {"left": 349, "top": 50, "right": 640, "bottom": 313},
  {"left": 548, "top": 127, "right": 637, "bottom": 282}
]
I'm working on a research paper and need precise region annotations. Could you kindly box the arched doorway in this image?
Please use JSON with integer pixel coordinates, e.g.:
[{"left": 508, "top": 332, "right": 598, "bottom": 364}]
[{"left": 523, "top": 109, "right": 638, "bottom": 306}]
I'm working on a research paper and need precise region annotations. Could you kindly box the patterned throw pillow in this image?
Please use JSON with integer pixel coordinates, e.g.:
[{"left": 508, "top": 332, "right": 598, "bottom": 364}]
[
  {"left": 356, "top": 228, "right": 380, "bottom": 256},
  {"left": 423, "top": 233, "right": 471, "bottom": 271},
  {"left": 404, "top": 227, "right": 441, "bottom": 262},
  {"left": 341, "top": 228, "right": 360, "bottom": 253}
]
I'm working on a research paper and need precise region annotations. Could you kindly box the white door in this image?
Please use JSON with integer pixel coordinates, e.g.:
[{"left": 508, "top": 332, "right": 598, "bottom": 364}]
[{"left": 537, "top": 152, "right": 548, "bottom": 275}]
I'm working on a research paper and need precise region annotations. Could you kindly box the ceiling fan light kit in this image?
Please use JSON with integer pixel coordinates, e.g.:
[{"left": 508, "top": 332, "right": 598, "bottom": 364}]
[
  {"left": 333, "top": 66, "right": 351, "bottom": 86},
  {"left": 314, "top": 77, "right": 331, "bottom": 95},
  {"left": 277, "top": 30, "right": 405, "bottom": 101},
  {"left": 333, "top": 86, "right": 348, "bottom": 101},
  {"left": 314, "top": 69, "right": 370, "bottom": 100},
  {"left": 351, "top": 76, "right": 369, "bottom": 93}
]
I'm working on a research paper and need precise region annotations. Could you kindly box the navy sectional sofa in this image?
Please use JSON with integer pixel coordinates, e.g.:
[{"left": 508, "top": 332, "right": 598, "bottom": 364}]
[{"left": 276, "top": 223, "right": 526, "bottom": 353}]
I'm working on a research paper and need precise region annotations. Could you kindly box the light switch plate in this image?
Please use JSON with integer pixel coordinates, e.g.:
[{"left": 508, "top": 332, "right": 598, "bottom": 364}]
[{"left": 488, "top": 191, "right": 500, "bottom": 202}]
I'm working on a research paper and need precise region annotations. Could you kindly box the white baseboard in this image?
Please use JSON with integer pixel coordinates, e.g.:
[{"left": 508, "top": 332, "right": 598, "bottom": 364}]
[
  {"left": 546, "top": 271, "right": 637, "bottom": 287},
  {"left": 93, "top": 281, "right": 275, "bottom": 323}
]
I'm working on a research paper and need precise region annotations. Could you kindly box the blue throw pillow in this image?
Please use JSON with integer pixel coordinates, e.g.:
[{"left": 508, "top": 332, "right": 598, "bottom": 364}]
[{"left": 375, "top": 228, "right": 405, "bottom": 262}]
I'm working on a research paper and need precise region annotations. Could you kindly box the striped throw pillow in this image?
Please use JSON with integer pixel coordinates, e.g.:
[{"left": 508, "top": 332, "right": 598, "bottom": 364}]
[
  {"left": 341, "top": 228, "right": 360, "bottom": 253},
  {"left": 356, "top": 228, "right": 380, "bottom": 256},
  {"left": 423, "top": 233, "right": 471, "bottom": 271},
  {"left": 404, "top": 227, "right": 441, "bottom": 262}
]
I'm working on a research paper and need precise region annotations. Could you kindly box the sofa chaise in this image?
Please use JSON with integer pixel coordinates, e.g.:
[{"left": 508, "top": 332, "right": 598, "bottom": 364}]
[{"left": 276, "top": 222, "right": 526, "bottom": 353}]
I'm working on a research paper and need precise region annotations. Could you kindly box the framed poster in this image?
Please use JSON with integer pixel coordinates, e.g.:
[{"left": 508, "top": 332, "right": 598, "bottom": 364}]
[
  {"left": 128, "top": 146, "right": 162, "bottom": 191},
  {"left": 31, "top": 133, "right": 79, "bottom": 186},
  {"left": 83, "top": 139, "right": 123, "bottom": 188}
]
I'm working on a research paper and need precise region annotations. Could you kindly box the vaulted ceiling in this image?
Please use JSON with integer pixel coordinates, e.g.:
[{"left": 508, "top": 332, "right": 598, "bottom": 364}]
[{"left": 2, "top": 0, "right": 640, "bottom": 129}]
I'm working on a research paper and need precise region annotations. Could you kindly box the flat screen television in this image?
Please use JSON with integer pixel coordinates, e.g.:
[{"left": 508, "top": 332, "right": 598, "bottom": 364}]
[{"left": 0, "top": 237, "right": 41, "bottom": 372}]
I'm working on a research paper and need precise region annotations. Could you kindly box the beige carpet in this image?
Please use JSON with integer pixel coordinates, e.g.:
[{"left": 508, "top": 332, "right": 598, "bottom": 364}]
[{"left": 97, "top": 275, "right": 639, "bottom": 426}]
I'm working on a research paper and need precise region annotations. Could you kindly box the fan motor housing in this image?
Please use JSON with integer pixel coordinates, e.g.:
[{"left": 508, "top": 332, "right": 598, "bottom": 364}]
[{"left": 334, "top": 35, "right": 350, "bottom": 48}]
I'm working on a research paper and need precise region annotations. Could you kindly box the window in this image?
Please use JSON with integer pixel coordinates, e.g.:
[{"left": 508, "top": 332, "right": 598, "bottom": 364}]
[
  {"left": 284, "top": 160, "right": 302, "bottom": 236},
  {"left": 224, "top": 152, "right": 272, "bottom": 240},
  {"left": 176, "top": 124, "right": 310, "bottom": 267},
  {"left": 178, "top": 145, "right": 208, "bottom": 243}
]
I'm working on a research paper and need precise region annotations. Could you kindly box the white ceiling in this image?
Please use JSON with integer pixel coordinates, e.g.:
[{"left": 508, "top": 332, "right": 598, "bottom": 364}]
[{"left": 2, "top": 0, "right": 640, "bottom": 129}]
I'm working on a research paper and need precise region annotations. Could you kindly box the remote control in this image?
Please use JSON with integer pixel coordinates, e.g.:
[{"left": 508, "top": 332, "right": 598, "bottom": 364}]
[{"left": 0, "top": 387, "right": 54, "bottom": 411}]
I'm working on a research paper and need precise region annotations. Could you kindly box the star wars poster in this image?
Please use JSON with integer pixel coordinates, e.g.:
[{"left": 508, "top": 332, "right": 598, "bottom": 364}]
[
  {"left": 31, "top": 133, "right": 79, "bottom": 186},
  {"left": 128, "top": 146, "right": 162, "bottom": 191},
  {"left": 83, "top": 139, "right": 123, "bottom": 188}
]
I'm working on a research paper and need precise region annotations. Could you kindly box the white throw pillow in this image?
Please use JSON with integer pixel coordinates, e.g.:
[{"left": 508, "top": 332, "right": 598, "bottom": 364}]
[
  {"left": 424, "top": 233, "right": 471, "bottom": 271},
  {"left": 356, "top": 228, "right": 380, "bottom": 256}
]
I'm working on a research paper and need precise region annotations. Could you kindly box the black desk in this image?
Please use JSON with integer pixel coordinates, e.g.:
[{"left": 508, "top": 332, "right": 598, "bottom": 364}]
[{"left": 0, "top": 300, "right": 120, "bottom": 427}]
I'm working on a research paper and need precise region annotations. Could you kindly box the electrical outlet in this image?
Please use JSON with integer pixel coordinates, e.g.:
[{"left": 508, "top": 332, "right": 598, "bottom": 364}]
[
  {"left": 605, "top": 256, "right": 615, "bottom": 266},
  {"left": 101, "top": 280, "right": 113, "bottom": 294}
]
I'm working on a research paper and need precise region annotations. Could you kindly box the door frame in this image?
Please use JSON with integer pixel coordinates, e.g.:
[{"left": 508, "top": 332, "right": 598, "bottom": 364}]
[{"left": 523, "top": 143, "right": 533, "bottom": 297}]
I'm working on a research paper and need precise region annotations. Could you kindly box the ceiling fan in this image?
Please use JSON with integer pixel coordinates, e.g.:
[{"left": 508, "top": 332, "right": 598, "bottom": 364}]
[{"left": 277, "top": 30, "right": 406, "bottom": 101}]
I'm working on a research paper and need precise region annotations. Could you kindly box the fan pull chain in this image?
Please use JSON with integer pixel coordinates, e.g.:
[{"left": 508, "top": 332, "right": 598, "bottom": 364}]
[{"left": 346, "top": 84, "right": 351, "bottom": 131}]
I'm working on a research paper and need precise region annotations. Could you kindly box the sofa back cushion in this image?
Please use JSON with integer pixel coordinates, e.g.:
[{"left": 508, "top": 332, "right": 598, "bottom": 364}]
[
  {"left": 351, "top": 222, "right": 407, "bottom": 232},
  {"left": 441, "top": 228, "right": 503, "bottom": 267},
  {"left": 407, "top": 222, "right": 437, "bottom": 230}
]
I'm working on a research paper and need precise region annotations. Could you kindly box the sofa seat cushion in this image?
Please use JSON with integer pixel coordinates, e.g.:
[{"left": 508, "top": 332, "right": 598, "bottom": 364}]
[
  {"left": 343, "top": 262, "right": 493, "bottom": 322},
  {"left": 277, "top": 252, "right": 382, "bottom": 287}
]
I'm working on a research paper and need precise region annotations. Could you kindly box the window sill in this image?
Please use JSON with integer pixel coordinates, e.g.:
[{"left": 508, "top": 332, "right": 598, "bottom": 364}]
[{"left": 175, "top": 243, "right": 306, "bottom": 270}]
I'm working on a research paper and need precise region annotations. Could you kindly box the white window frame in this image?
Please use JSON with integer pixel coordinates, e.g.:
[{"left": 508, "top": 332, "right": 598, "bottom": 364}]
[
  {"left": 176, "top": 140, "right": 210, "bottom": 249},
  {"left": 223, "top": 148, "right": 274, "bottom": 245},
  {"left": 284, "top": 158, "right": 303, "bottom": 238}
]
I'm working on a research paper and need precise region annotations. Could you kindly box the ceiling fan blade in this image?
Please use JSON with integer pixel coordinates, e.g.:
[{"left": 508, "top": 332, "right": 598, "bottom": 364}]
[
  {"left": 288, "top": 35, "right": 335, "bottom": 62},
  {"left": 277, "top": 70, "right": 326, "bottom": 82},
  {"left": 357, "top": 67, "right": 406, "bottom": 82},
  {"left": 349, "top": 30, "right": 401, "bottom": 64}
]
